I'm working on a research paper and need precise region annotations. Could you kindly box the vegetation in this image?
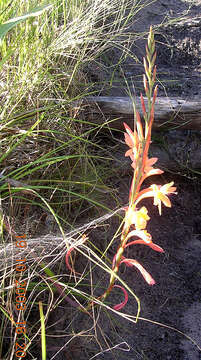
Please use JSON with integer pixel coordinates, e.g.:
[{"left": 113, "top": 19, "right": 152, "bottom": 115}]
[
  {"left": 0, "top": 1, "right": 151, "bottom": 358},
  {"left": 0, "top": 1, "right": 199, "bottom": 359}
]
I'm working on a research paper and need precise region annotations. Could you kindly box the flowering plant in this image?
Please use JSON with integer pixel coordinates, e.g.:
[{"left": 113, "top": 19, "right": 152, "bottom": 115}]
[{"left": 66, "top": 26, "right": 177, "bottom": 312}]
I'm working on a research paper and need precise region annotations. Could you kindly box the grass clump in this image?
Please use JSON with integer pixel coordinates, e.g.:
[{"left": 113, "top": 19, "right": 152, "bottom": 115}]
[
  {"left": 0, "top": 0, "right": 150, "bottom": 359},
  {"left": 0, "top": 0, "right": 141, "bottom": 232}
]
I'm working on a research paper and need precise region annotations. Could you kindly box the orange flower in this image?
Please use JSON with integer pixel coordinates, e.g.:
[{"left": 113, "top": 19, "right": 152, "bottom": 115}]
[
  {"left": 125, "top": 238, "right": 164, "bottom": 253},
  {"left": 120, "top": 257, "right": 155, "bottom": 285},
  {"left": 124, "top": 122, "right": 142, "bottom": 168},
  {"left": 132, "top": 156, "right": 164, "bottom": 179},
  {"left": 125, "top": 229, "right": 152, "bottom": 243},
  {"left": 125, "top": 229, "right": 164, "bottom": 253},
  {"left": 125, "top": 206, "right": 150, "bottom": 230},
  {"left": 134, "top": 207, "right": 150, "bottom": 230},
  {"left": 144, "top": 157, "right": 158, "bottom": 173},
  {"left": 136, "top": 157, "right": 164, "bottom": 185},
  {"left": 124, "top": 123, "right": 138, "bottom": 153},
  {"left": 136, "top": 181, "right": 177, "bottom": 215}
]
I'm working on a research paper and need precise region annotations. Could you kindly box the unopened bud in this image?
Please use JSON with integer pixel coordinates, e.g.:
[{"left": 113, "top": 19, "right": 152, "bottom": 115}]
[
  {"left": 151, "top": 52, "right": 157, "bottom": 67},
  {"left": 136, "top": 110, "right": 144, "bottom": 140},
  {"left": 143, "top": 58, "right": 149, "bottom": 77},
  {"left": 148, "top": 25, "right": 154, "bottom": 50},
  {"left": 143, "top": 74, "right": 148, "bottom": 94},
  {"left": 153, "top": 85, "right": 158, "bottom": 104},
  {"left": 153, "top": 65, "right": 157, "bottom": 82},
  {"left": 140, "top": 93, "right": 146, "bottom": 117}
]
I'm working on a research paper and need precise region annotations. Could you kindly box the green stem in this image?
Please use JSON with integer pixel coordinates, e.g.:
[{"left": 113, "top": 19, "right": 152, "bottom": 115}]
[{"left": 96, "top": 224, "right": 130, "bottom": 303}]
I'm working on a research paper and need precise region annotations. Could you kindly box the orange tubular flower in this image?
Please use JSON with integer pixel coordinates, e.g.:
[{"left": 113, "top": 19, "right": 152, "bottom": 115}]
[
  {"left": 120, "top": 257, "right": 155, "bottom": 285},
  {"left": 144, "top": 157, "right": 158, "bottom": 173},
  {"left": 124, "top": 122, "right": 139, "bottom": 153},
  {"left": 125, "top": 239, "right": 164, "bottom": 253},
  {"left": 132, "top": 156, "right": 164, "bottom": 178},
  {"left": 124, "top": 122, "right": 142, "bottom": 169},
  {"left": 137, "top": 157, "right": 164, "bottom": 185},
  {"left": 124, "top": 206, "right": 150, "bottom": 231},
  {"left": 136, "top": 181, "right": 177, "bottom": 215},
  {"left": 125, "top": 229, "right": 152, "bottom": 243},
  {"left": 124, "top": 229, "right": 164, "bottom": 253}
]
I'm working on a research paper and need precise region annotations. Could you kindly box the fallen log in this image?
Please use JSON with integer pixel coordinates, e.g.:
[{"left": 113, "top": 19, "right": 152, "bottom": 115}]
[{"left": 79, "top": 96, "right": 201, "bottom": 130}]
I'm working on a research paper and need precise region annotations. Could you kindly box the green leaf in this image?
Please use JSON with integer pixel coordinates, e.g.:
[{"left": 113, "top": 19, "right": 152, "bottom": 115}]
[{"left": 0, "top": 4, "right": 52, "bottom": 43}]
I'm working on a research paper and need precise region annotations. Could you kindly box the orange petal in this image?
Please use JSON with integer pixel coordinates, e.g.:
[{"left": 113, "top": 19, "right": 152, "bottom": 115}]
[
  {"left": 158, "top": 193, "right": 171, "bottom": 207},
  {"left": 146, "top": 157, "right": 158, "bottom": 166},
  {"left": 125, "top": 240, "right": 164, "bottom": 253},
  {"left": 125, "top": 149, "right": 133, "bottom": 157},
  {"left": 124, "top": 133, "right": 134, "bottom": 148},
  {"left": 144, "top": 168, "right": 164, "bottom": 177},
  {"left": 113, "top": 285, "right": 128, "bottom": 311},
  {"left": 161, "top": 181, "right": 177, "bottom": 194},
  {"left": 121, "top": 258, "right": 155, "bottom": 285},
  {"left": 124, "top": 123, "right": 139, "bottom": 148},
  {"left": 125, "top": 240, "right": 164, "bottom": 252},
  {"left": 149, "top": 243, "right": 164, "bottom": 253},
  {"left": 125, "top": 229, "right": 152, "bottom": 243}
]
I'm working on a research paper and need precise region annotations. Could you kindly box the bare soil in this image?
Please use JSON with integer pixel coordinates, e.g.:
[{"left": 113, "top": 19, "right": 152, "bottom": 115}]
[{"left": 87, "top": 0, "right": 201, "bottom": 100}]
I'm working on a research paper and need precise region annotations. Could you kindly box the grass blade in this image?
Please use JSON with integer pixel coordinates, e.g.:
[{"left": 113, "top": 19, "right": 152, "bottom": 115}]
[
  {"left": 0, "top": 4, "right": 52, "bottom": 43},
  {"left": 39, "top": 301, "right": 46, "bottom": 360}
]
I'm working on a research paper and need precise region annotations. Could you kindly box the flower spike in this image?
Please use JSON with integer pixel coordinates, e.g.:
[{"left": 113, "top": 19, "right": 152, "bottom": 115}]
[{"left": 83, "top": 26, "right": 177, "bottom": 314}]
